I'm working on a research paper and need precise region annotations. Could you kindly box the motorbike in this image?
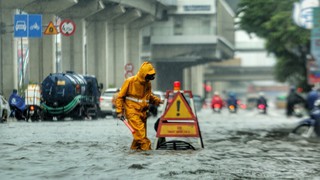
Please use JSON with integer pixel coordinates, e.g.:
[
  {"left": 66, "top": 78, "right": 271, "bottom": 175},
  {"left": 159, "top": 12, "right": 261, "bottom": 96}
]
[
  {"left": 228, "top": 104, "right": 237, "bottom": 113},
  {"left": 291, "top": 108, "right": 320, "bottom": 138},
  {"left": 212, "top": 104, "right": 222, "bottom": 113},
  {"left": 257, "top": 104, "right": 267, "bottom": 114},
  {"left": 25, "top": 84, "right": 42, "bottom": 121},
  {"left": 9, "top": 96, "right": 27, "bottom": 120},
  {"left": 26, "top": 104, "right": 42, "bottom": 121}
]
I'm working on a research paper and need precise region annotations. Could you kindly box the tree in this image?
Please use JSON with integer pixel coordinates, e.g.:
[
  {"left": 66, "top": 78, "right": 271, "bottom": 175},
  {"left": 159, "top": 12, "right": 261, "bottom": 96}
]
[{"left": 237, "top": 0, "right": 311, "bottom": 91}]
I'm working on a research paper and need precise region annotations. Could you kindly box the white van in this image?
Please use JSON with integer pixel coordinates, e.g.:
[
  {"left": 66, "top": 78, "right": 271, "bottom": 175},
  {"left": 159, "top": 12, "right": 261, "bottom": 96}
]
[{"left": 0, "top": 95, "right": 10, "bottom": 122}]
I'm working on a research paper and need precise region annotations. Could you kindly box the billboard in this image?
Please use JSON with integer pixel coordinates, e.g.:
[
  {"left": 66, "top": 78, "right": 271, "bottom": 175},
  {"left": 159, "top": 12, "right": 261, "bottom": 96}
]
[{"left": 292, "top": 0, "right": 319, "bottom": 29}]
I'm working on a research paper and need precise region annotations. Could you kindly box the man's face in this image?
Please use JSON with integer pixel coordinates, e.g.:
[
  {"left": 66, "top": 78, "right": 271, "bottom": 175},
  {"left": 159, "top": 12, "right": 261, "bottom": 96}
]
[{"left": 145, "top": 74, "right": 155, "bottom": 82}]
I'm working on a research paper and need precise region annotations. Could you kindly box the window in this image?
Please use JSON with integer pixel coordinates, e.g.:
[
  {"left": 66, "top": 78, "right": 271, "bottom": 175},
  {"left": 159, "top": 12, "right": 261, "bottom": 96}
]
[
  {"left": 174, "top": 17, "right": 183, "bottom": 35},
  {"left": 142, "top": 36, "right": 151, "bottom": 51}
]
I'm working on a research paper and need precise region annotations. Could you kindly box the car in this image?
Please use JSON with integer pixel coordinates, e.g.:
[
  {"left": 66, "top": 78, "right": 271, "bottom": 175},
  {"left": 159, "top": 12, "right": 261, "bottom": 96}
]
[
  {"left": 0, "top": 95, "right": 10, "bottom": 122},
  {"left": 183, "top": 94, "right": 203, "bottom": 113},
  {"left": 99, "top": 88, "right": 119, "bottom": 118},
  {"left": 193, "top": 94, "right": 203, "bottom": 112}
]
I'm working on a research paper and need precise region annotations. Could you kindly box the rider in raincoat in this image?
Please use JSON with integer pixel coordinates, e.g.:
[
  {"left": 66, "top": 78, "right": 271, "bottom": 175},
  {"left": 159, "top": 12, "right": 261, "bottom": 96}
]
[{"left": 116, "top": 62, "right": 162, "bottom": 150}]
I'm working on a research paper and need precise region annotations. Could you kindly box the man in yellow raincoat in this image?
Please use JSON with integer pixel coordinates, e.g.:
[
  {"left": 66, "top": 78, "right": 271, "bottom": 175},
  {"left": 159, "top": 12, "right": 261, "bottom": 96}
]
[{"left": 116, "top": 61, "right": 162, "bottom": 150}]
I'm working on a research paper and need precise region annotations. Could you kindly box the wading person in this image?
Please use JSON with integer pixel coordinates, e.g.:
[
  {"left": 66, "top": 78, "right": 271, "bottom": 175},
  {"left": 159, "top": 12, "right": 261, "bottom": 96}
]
[{"left": 116, "top": 61, "right": 163, "bottom": 151}]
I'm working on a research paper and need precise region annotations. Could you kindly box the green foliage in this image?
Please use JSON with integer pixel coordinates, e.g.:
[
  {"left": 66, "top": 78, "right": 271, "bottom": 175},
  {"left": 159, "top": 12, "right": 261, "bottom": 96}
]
[{"left": 237, "top": 0, "right": 311, "bottom": 91}]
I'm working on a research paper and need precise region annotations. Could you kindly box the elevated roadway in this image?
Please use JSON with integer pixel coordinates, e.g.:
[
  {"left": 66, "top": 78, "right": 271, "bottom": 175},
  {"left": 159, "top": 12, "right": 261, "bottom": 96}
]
[
  {"left": 0, "top": 0, "right": 166, "bottom": 97},
  {"left": 0, "top": 0, "right": 236, "bottom": 97},
  {"left": 204, "top": 66, "right": 275, "bottom": 81}
]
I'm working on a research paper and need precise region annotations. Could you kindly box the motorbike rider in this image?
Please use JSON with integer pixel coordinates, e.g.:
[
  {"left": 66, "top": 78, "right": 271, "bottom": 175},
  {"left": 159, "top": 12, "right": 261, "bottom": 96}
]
[
  {"left": 308, "top": 99, "right": 320, "bottom": 136},
  {"left": 227, "top": 92, "right": 238, "bottom": 111},
  {"left": 8, "top": 89, "right": 26, "bottom": 119},
  {"left": 257, "top": 92, "right": 268, "bottom": 113},
  {"left": 116, "top": 61, "right": 163, "bottom": 151},
  {"left": 306, "top": 86, "right": 320, "bottom": 113},
  {"left": 286, "top": 86, "right": 306, "bottom": 117},
  {"left": 211, "top": 91, "right": 224, "bottom": 110}
]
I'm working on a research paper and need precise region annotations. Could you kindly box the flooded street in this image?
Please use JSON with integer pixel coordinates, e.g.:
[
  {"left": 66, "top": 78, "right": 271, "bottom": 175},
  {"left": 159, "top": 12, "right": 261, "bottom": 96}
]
[{"left": 1, "top": 107, "right": 320, "bottom": 179}]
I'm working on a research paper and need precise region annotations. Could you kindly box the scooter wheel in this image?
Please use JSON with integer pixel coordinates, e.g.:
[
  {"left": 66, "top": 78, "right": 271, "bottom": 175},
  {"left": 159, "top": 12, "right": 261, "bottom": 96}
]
[{"left": 292, "top": 124, "right": 315, "bottom": 137}]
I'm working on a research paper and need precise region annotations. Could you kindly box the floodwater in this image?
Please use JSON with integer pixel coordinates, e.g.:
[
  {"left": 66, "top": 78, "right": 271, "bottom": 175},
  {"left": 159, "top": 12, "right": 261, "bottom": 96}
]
[{"left": 1, "top": 107, "right": 320, "bottom": 179}]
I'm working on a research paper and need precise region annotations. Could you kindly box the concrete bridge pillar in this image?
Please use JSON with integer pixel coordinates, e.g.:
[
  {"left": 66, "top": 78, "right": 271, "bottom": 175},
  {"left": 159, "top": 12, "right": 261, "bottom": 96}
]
[
  {"left": 59, "top": 0, "right": 105, "bottom": 75},
  {"left": 113, "top": 9, "right": 141, "bottom": 88},
  {"left": 61, "top": 19, "right": 85, "bottom": 74},
  {"left": 128, "top": 15, "right": 155, "bottom": 77},
  {"left": 29, "top": 14, "right": 56, "bottom": 84},
  {"left": 0, "top": 9, "right": 17, "bottom": 97},
  {"left": 183, "top": 68, "right": 192, "bottom": 91},
  {"left": 85, "top": 5, "right": 125, "bottom": 89},
  {"left": 86, "top": 21, "right": 108, "bottom": 86},
  {"left": 190, "top": 65, "right": 204, "bottom": 97},
  {"left": 106, "top": 22, "right": 115, "bottom": 88}
]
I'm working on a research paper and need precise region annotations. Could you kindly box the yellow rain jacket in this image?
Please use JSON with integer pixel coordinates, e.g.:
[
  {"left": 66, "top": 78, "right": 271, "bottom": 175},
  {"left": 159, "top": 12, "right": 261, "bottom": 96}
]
[{"left": 116, "top": 62, "right": 161, "bottom": 150}]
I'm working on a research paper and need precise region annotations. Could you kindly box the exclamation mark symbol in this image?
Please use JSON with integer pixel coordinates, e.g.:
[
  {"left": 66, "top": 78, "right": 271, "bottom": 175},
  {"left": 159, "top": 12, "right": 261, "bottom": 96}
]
[{"left": 176, "top": 100, "right": 181, "bottom": 116}]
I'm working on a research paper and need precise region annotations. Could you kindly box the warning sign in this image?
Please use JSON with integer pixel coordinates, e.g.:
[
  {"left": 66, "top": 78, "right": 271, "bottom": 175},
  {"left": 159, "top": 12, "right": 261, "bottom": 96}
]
[
  {"left": 163, "top": 92, "right": 195, "bottom": 119},
  {"left": 156, "top": 90, "right": 204, "bottom": 149},
  {"left": 44, "top": 21, "right": 58, "bottom": 35}
]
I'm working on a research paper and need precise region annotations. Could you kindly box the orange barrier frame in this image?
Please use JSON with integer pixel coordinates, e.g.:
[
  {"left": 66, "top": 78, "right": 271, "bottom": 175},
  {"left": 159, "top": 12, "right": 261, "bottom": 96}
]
[{"left": 155, "top": 90, "right": 204, "bottom": 149}]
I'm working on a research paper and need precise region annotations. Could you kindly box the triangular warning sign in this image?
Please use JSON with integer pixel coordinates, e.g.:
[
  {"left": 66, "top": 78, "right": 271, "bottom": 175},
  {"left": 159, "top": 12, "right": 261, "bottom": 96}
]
[
  {"left": 163, "top": 92, "right": 195, "bottom": 119},
  {"left": 44, "top": 21, "right": 58, "bottom": 35}
]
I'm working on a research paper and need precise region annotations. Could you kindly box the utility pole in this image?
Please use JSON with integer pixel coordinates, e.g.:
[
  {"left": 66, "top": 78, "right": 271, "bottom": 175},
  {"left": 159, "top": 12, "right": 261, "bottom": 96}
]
[{"left": 0, "top": 8, "right": 4, "bottom": 94}]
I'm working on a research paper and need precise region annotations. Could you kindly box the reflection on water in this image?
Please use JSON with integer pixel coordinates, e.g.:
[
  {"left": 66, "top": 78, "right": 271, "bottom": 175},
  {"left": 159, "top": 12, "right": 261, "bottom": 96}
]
[{"left": 0, "top": 109, "right": 320, "bottom": 179}]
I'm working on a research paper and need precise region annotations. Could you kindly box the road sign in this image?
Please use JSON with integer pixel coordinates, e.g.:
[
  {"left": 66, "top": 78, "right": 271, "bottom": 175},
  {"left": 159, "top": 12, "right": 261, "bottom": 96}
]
[
  {"left": 124, "top": 63, "right": 134, "bottom": 78},
  {"left": 14, "top": 14, "right": 42, "bottom": 38},
  {"left": 125, "top": 63, "right": 134, "bottom": 72},
  {"left": 14, "top": 14, "right": 28, "bottom": 37},
  {"left": 125, "top": 71, "right": 134, "bottom": 79},
  {"left": 162, "top": 92, "right": 194, "bottom": 119},
  {"left": 44, "top": 21, "right": 58, "bottom": 35},
  {"left": 28, "top": 14, "right": 42, "bottom": 38},
  {"left": 59, "top": 19, "right": 76, "bottom": 36}
]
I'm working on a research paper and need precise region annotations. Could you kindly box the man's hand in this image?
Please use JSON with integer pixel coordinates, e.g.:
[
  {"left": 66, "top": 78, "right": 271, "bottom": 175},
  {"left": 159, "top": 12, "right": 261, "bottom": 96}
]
[{"left": 117, "top": 113, "right": 124, "bottom": 120}]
